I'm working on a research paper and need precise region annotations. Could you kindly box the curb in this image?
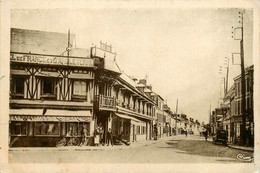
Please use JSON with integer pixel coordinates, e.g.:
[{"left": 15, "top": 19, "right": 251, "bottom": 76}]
[
  {"left": 227, "top": 145, "right": 254, "bottom": 152},
  {"left": 9, "top": 141, "right": 157, "bottom": 152}
]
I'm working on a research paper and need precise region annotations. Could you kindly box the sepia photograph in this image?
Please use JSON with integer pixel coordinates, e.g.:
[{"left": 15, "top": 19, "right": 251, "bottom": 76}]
[{"left": 0, "top": 0, "right": 259, "bottom": 172}]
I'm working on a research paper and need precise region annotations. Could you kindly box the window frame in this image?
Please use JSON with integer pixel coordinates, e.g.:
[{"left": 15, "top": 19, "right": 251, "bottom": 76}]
[
  {"left": 11, "top": 75, "right": 27, "bottom": 98},
  {"left": 41, "top": 77, "right": 57, "bottom": 99},
  {"left": 10, "top": 121, "right": 28, "bottom": 136},
  {"left": 34, "top": 122, "right": 61, "bottom": 137},
  {"left": 72, "top": 80, "right": 88, "bottom": 101},
  {"left": 66, "top": 122, "right": 89, "bottom": 137}
]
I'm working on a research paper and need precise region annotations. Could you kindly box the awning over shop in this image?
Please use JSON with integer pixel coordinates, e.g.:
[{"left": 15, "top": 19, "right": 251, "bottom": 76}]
[
  {"left": 36, "top": 71, "right": 61, "bottom": 78},
  {"left": 11, "top": 69, "right": 29, "bottom": 76},
  {"left": 115, "top": 113, "right": 145, "bottom": 126},
  {"left": 68, "top": 73, "right": 94, "bottom": 80},
  {"left": 10, "top": 115, "right": 91, "bottom": 122},
  {"left": 10, "top": 109, "right": 92, "bottom": 117}
]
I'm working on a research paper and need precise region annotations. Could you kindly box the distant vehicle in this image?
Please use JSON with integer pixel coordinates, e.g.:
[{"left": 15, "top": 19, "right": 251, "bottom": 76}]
[
  {"left": 212, "top": 130, "right": 228, "bottom": 145},
  {"left": 189, "top": 131, "right": 194, "bottom": 135}
]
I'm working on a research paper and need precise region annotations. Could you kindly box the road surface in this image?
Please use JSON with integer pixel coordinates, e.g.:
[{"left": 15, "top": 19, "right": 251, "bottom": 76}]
[{"left": 9, "top": 135, "right": 253, "bottom": 163}]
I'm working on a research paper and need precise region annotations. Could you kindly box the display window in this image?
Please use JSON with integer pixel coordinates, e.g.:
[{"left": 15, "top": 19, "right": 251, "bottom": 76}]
[
  {"left": 66, "top": 122, "right": 89, "bottom": 137},
  {"left": 34, "top": 122, "right": 60, "bottom": 136},
  {"left": 10, "top": 121, "right": 27, "bottom": 136}
]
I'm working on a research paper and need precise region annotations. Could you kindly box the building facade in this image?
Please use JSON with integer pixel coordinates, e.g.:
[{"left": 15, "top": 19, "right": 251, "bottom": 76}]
[
  {"left": 10, "top": 28, "right": 95, "bottom": 147},
  {"left": 9, "top": 28, "right": 203, "bottom": 147}
]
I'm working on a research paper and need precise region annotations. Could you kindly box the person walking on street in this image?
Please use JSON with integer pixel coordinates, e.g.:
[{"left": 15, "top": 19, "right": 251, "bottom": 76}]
[
  {"left": 107, "top": 128, "right": 113, "bottom": 146},
  {"left": 204, "top": 130, "right": 208, "bottom": 141}
]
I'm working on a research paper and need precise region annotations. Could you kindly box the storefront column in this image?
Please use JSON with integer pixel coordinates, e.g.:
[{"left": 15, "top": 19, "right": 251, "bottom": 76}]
[
  {"left": 90, "top": 118, "right": 95, "bottom": 136},
  {"left": 130, "top": 124, "right": 133, "bottom": 142},
  {"left": 108, "top": 112, "right": 112, "bottom": 130}
]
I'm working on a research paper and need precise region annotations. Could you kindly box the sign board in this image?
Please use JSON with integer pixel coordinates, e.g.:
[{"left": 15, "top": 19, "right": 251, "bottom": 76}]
[{"left": 10, "top": 53, "right": 94, "bottom": 67}]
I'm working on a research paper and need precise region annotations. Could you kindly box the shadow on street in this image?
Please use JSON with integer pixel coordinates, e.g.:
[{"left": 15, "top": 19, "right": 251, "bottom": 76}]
[{"left": 159, "top": 139, "right": 253, "bottom": 163}]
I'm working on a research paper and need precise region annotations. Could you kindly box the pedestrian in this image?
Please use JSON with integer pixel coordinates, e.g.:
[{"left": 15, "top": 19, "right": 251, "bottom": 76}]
[
  {"left": 94, "top": 126, "right": 100, "bottom": 146},
  {"left": 204, "top": 130, "right": 208, "bottom": 141},
  {"left": 107, "top": 128, "right": 113, "bottom": 146},
  {"left": 99, "top": 123, "right": 104, "bottom": 145},
  {"left": 81, "top": 125, "right": 89, "bottom": 146}
]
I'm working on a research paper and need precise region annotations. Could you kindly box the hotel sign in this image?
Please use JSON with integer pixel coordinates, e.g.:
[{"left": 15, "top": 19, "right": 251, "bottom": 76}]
[{"left": 10, "top": 53, "right": 94, "bottom": 67}]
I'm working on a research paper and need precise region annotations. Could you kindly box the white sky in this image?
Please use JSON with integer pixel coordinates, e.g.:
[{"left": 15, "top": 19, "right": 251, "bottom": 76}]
[{"left": 11, "top": 8, "right": 253, "bottom": 123}]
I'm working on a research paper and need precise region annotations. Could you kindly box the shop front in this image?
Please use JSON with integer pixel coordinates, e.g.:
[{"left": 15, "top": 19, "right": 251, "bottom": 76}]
[
  {"left": 112, "top": 113, "right": 149, "bottom": 143},
  {"left": 9, "top": 109, "right": 93, "bottom": 147}
]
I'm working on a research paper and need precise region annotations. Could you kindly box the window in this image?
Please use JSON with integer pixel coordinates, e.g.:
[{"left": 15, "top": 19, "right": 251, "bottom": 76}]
[
  {"left": 66, "top": 122, "right": 89, "bottom": 137},
  {"left": 15, "top": 77, "right": 24, "bottom": 94},
  {"left": 238, "top": 82, "right": 241, "bottom": 96},
  {"left": 238, "top": 100, "right": 240, "bottom": 115},
  {"left": 34, "top": 122, "right": 60, "bottom": 136},
  {"left": 10, "top": 122, "right": 27, "bottom": 136},
  {"left": 246, "top": 97, "right": 250, "bottom": 110},
  {"left": 73, "top": 81, "right": 87, "bottom": 96},
  {"left": 12, "top": 76, "right": 25, "bottom": 97},
  {"left": 246, "top": 78, "right": 250, "bottom": 93},
  {"left": 42, "top": 77, "right": 56, "bottom": 95}
]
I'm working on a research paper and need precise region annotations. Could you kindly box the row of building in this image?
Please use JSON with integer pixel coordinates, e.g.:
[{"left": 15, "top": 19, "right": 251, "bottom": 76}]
[
  {"left": 210, "top": 65, "right": 254, "bottom": 146},
  {"left": 9, "top": 28, "right": 204, "bottom": 147}
]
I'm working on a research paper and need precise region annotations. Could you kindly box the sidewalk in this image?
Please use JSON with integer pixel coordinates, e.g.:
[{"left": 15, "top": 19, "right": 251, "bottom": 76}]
[
  {"left": 227, "top": 144, "right": 254, "bottom": 152},
  {"left": 9, "top": 138, "right": 158, "bottom": 152}
]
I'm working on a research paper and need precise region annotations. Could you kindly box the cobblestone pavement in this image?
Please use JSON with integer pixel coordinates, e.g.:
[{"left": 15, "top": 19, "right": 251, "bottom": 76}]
[{"left": 9, "top": 135, "right": 254, "bottom": 163}]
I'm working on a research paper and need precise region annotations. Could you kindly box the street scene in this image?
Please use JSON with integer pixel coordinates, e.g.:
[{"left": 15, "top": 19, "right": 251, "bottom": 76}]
[
  {"left": 5, "top": 6, "right": 255, "bottom": 166},
  {"left": 9, "top": 135, "right": 253, "bottom": 163}
]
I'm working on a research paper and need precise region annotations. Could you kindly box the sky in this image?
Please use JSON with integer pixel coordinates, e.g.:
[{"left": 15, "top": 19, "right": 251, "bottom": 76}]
[{"left": 11, "top": 8, "right": 253, "bottom": 123}]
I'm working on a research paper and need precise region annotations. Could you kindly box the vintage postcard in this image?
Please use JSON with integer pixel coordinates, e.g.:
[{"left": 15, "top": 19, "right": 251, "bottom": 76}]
[{"left": 0, "top": 0, "right": 259, "bottom": 172}]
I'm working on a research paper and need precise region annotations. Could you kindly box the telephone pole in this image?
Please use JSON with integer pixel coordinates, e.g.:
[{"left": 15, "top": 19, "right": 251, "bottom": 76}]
[
  {"left": 175, "top": 99, "right": 178, "bottom": 135},
  {"left": 232, "top": 11, "right": 246, "bottom": 145},
  {"left": 225, "top": 57, "right": 229, "bottom": 95},
  {"left": 239, "top": 11, "right": 246, "bottom": 146}
]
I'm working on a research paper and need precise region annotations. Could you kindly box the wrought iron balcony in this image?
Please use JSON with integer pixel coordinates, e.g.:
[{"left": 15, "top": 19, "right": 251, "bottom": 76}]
[{"left": 94, "top": 95, "right": 117, "bottom": 111}]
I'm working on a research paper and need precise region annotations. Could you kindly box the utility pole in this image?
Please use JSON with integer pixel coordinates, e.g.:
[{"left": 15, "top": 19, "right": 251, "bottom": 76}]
[
  {"left": 225, "top": 57, "right": 229, "bottom": 95},
  {"left": 232, "top": 11, "right": 246, "bottom": 145},
  {"left": 67, "top": 30, "right": 70, "bottom": 57},
  {"left": 209, "top": 103, "right": 211, "bottom": 135},
  {"left": 175, "top": 99, "right": 178, "bottom": 135},
  {"left": 239, "top": 11, "right": 246, "bottom": 146}
]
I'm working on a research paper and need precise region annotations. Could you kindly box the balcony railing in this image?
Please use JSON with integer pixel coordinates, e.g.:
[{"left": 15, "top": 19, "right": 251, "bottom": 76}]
[{"left": 94, "top": 95, "right": 116, "bottom": 111}]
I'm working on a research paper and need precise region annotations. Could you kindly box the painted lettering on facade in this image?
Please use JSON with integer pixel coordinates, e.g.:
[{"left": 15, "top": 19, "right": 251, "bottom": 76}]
[{"left": 10, "top": 53, "right": 94, "bottom": 67}]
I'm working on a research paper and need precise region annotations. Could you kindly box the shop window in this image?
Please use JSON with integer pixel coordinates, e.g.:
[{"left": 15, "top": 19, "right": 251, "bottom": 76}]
[
  {"left": 10, "top": 122, "right": 27, "bottom": 136},
  {"left": 34, "top": 122, "right": 60, "bottom": 136},
  {"left": 66, "top": 122, "right": 89, "bottom": 137}
]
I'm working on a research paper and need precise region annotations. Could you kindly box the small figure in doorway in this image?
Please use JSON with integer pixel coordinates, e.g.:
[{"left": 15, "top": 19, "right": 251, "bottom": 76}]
[{"left": 107, "top": 128, "right": 113, "bottom": 146}]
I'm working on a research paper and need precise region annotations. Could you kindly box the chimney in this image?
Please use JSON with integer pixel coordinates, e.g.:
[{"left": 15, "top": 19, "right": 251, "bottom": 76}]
[
  {"left": 147, "top": 85, "right": 152, "bottom": 90},
  {"left": 138, "top": 79, "right": 147, "bottom": 86}
]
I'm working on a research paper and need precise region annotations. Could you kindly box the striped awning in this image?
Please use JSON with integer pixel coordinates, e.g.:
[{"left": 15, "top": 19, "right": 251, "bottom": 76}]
[
  {"left": 10, "top": 109, "right": 92, "bottom": 117},
  {"left": 10, "top": 115, "right": 91, "bottom": 122},
  {"left": 9, "top": 109, "right": 92, "bottom": 122},
  {"left": 115, "top": 113, "right": 145, "bottom": 126}
]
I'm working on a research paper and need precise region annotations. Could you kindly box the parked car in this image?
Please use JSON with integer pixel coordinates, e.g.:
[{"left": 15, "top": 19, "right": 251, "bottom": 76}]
[
  {"left": 212, "top": 130, "right": 228, "bottom": 145},
  {"left": 189, "top": 131, "right": 194, "bottom": 135}
]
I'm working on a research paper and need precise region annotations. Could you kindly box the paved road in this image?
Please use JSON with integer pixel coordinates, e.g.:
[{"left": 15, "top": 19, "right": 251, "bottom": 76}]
[{"left": 9, "top": 135, "right": 253, "bottom": 163}]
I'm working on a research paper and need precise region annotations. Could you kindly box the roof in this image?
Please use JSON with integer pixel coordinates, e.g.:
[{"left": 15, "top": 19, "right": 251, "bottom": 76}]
[
  {"left": 11, "top": 28, "right": 76, "bottom": 56},
  {"left": 104, "top": 59, "right": 121, "bottom": 73},
  {"left": 119, "top": 72, "right": 137, "bottom": 87},
  {"left": 151, "top": 92, "right": 164, "bottom": 101},
  {"left": 144, "top": 88, "right": 152, "bottom": 93}
]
